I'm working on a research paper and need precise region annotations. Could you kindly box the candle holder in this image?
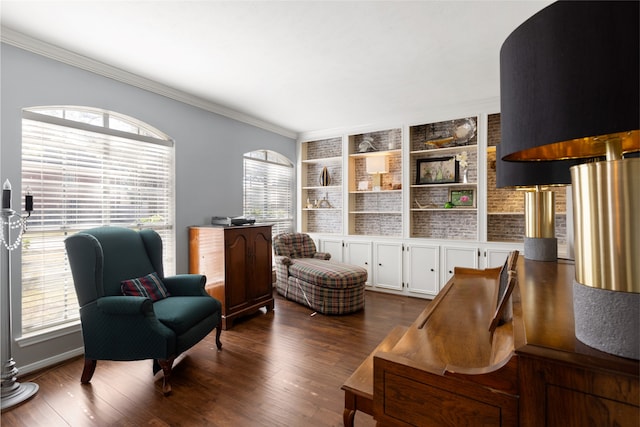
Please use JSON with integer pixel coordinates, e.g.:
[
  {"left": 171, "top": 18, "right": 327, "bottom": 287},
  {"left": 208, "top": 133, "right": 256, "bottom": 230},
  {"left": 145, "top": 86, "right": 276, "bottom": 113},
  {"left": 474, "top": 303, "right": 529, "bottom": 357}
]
[{"left": 1, "top": 180, "right": 37, "bottom": 410}]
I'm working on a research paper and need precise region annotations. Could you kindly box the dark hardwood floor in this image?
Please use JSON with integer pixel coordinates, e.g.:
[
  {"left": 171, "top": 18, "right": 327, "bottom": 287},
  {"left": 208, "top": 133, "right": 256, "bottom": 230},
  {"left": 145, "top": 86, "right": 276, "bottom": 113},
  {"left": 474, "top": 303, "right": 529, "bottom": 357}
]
[{"left": 1, "top": 290, "right": 429, "bottom": 427}]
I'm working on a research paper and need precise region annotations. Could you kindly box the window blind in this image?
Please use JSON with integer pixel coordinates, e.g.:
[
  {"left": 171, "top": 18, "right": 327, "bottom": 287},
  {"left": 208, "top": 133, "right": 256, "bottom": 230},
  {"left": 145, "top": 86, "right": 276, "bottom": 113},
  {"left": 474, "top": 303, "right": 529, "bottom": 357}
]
[
  {"left": 243, "top": 151, "right": 294, "bottom": 238},
  {"left": 21, "top": 109, "right": 174, "bottom": 335}
]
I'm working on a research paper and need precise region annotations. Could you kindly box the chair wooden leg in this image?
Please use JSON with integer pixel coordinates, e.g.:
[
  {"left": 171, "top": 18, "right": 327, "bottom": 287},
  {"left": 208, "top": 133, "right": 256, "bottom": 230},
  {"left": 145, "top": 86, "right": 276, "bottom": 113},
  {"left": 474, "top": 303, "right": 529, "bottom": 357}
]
[
  {"left": 157, "top": 358, "right": 174, "bottom": 395},
  {"left": 152, "top": 359, "right": 161, "bottom": 375},
  {"left": 81, "top": 358, "right": 97, "bottom": 384},
  {"left": 215, "top": 323, "right": 223, "bottom": 351}
]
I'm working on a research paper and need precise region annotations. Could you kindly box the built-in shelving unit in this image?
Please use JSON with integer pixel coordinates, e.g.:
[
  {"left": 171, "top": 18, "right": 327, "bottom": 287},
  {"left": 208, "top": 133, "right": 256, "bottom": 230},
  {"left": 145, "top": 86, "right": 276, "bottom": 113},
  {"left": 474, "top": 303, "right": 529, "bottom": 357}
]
[
  {"left": 296, "top": 111, "right": 545, "bottom": 299},
  {"left": 409, "top": 116, "right": 479, "bottom": 240},
  {"left": 300, "top": 137, "right": 343, "bottom": 235},
  {"left": 347, "top": 128, "right": 402, "bottom": 237}
]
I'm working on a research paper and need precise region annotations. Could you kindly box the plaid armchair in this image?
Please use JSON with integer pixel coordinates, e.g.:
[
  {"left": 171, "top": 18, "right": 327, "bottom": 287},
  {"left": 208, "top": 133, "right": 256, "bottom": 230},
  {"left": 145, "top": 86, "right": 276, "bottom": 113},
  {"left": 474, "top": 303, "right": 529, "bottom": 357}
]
[{"left": 273, "top": 233, "right": 367, "bottom": 315}]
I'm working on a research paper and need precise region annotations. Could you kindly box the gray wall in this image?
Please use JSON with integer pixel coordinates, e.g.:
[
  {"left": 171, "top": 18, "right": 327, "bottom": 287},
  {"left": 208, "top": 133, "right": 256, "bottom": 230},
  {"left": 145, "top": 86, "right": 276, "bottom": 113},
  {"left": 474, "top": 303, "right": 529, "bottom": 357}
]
[{"left": 0, "top": 43, "right": 296, "bottom": 371}]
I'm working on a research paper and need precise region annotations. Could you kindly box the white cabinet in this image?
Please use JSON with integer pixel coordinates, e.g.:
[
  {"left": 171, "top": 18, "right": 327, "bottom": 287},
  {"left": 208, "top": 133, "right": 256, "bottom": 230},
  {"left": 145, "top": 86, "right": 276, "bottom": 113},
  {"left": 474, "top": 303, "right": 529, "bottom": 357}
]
[
  {"left": 405, "top": 244, "right": 440, "bottom": 296},
  {"left": 344, "top": 241, "right": 372, "bottom": 286},
  {"left": 318, "top": 238, "right": 372, "bottom": 285},
  {"left": 484, "top": 248, "right": 513, "bottom": 269},
  {"left": 319, "top": 238, "right": 344, "bottom": 262},
  {"left": 442, "top": 246, "right": 478, "bottom": 282},
  {"left": 373, "top": 241, "right": 403, "bottom": 291}
]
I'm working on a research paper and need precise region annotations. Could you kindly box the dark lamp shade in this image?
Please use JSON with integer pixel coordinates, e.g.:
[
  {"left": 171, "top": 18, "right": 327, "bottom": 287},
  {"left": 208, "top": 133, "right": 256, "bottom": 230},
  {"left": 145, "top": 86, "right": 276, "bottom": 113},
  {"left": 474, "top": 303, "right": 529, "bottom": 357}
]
[
  {"left": 495, "top": 142, "right": 580, "bottom": 188},
  {"left": 499, "top": 0, "right": 640, "bottom": 162}
]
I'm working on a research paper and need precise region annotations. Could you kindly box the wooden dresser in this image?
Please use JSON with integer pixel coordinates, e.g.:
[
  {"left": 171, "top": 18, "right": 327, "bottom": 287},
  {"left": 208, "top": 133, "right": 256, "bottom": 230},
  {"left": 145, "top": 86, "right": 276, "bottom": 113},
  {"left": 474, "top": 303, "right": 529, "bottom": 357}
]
[
  {"left": 366, "top": 258, "right": 639, "bottom": 426},
  {"left": 188, "top": 224, "right": 274, "bottom": 329}
]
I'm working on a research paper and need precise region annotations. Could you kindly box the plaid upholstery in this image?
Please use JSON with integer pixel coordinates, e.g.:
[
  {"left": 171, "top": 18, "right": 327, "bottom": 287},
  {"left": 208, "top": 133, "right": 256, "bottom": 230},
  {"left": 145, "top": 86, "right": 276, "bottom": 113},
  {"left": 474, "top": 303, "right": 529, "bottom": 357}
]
[
  {"left": 273, "top": 233, "right": 331, "bottom": 260},
  {"left": 273, "top": 233, "right": 367, "bottom": 314},
  {"left": 289, "top": 259, "right": 366, "bottom": 289},
  {"left": 121, "top": 272, "right": 170, "bottom": 302},
  {"left": 278, "top": 275, "right": 365, "bottom": 315}
]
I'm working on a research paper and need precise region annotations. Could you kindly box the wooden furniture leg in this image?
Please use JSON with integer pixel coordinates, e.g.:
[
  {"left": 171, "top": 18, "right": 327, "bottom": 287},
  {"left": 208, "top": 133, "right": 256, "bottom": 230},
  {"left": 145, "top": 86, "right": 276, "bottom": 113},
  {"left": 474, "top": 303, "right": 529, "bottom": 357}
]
[
  {"left": 80, "top": 358, "right": 97, "bottom": 384},
  {"left": 157, "top": 358, "right": 174, "bottom": 395},
  {"left": 215, "top": 323, "right": 223, "bottom": 350},
  {"left": 341, "top": 325, "right": 408, "bottom": 427},
  {"left": 343, "top": 392, "right": 356, "bottom": 427}
]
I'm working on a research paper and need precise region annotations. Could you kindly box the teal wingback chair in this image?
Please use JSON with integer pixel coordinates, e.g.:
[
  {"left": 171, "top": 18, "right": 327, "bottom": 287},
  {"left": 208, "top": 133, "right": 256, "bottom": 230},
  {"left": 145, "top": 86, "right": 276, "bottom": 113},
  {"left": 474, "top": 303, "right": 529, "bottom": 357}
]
[{"left": 64, "top": 226, "right": 222, "bottom": 394}]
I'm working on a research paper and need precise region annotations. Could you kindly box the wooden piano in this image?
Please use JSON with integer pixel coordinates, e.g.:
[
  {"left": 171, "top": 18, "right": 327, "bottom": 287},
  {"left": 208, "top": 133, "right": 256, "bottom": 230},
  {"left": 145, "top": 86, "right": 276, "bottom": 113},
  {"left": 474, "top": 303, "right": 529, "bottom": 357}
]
[{"left": 343, "top": 254, "right": 639, "bottom": 426}]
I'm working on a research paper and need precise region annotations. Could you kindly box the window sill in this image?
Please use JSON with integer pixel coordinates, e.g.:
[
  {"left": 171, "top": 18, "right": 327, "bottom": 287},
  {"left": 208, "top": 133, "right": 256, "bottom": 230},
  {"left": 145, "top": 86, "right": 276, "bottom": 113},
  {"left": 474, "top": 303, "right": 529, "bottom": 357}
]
[{"left": 16, "top": 321, "right": 82, "bottom": 348}]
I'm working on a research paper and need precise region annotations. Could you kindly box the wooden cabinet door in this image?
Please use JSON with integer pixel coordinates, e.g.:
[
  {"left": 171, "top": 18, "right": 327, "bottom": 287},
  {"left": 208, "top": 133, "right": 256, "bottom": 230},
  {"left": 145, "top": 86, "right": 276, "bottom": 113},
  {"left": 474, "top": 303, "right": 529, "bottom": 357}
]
[
  {"left": 249, "top": 226, "right": 273, "bottom": 302},
  {"left": 224, "top": 228, "right": 250, "bottom": 312}
]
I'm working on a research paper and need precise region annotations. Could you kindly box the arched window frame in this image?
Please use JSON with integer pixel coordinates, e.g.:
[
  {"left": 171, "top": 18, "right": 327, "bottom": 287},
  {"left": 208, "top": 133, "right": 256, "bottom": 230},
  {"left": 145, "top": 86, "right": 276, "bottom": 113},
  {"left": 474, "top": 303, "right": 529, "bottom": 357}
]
[{"left": 243, "top": 149, "right": 294, "bottom": 237}]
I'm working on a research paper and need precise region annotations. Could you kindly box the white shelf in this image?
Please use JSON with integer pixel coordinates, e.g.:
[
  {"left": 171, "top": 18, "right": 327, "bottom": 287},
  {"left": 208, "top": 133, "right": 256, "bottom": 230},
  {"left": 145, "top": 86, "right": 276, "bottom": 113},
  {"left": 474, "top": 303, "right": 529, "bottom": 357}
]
[
  {"left": 349, "top": 211, "right": 402, "bottom": 214},
  {"left": 349, "top": 189, "right": 402, "bottom": 194},
  {"left": 487, "top": 211, "right": 566, "bottom": 215},
  {"left": 303, "top": 185, "right": 341, "bottom": 190},
  {"left": 302, "top": 156, "right": 342, "bottom": 164},
  {"left": 410, "top": 144, "right": 478, "bottom": 156},
  {"left": 411, "top": 182, "right": 477, "bottom": 188},
  {"left": 349, "top": 149, "right": 401, "bottom": 158},
  {"left": 411, "top": 208, "right": 477, "bottom": 212},
  {"left": 303, "top": 208, "right": 342, "bottom": 211}
]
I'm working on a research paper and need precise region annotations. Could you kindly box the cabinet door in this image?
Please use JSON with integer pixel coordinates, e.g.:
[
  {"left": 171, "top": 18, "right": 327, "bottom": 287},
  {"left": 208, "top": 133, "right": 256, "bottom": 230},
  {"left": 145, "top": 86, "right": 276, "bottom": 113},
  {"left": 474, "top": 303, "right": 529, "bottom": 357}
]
[
  {"left": 373, "top": 242, "right": 403, "bottom": 291},
  {"left": 442, "top": 246, "right": 478, "bottom": 282},
  {"left": 320, "top": 238, "right": 344, "bottom": 262},
  {"left": 406, "top": 244, "right": 439, "bottom": 296},
  {"left": 224, "top": 229, "right": 250, "bottom": 312},
  {"left": 249, "top": 227, "right": 273, "bottom": 301},
  {"left": 484, "top": 248, "right": 512, "bottom": 269},
  {"left": 345, "top": 241, "right": 372, "bottom": 286}
]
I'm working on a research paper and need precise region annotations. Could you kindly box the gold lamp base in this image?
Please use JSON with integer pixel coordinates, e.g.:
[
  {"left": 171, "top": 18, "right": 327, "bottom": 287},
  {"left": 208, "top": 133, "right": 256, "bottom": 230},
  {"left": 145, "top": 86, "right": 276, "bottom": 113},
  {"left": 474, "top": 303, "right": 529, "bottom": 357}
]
[
  {"left": 523, "top": 188, "right": 557, "bottom": 261},
  {"left": 571, "top": 157, "right": 639, "bottom": 359},
  {"left": 571, "top": 158, "right": 639, "bottom": 292}
]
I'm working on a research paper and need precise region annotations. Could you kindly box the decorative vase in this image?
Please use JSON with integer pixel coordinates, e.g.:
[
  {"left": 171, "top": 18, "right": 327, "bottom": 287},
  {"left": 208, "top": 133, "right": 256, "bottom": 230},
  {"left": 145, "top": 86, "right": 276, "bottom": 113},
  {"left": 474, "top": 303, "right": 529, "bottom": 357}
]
[
  {"left": 462, "top": 167, "right": 468, "bottom": 184},
  {"left": 319, "top": 166, "right": 331, "bottom": 186}
]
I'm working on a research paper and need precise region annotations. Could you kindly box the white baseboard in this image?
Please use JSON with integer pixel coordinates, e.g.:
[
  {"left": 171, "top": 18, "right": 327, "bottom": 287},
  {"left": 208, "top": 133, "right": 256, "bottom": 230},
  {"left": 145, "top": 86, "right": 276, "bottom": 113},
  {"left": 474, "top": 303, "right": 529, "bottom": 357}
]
[{"left": 18, "top": 347, "right": 84, "bottom": 376}]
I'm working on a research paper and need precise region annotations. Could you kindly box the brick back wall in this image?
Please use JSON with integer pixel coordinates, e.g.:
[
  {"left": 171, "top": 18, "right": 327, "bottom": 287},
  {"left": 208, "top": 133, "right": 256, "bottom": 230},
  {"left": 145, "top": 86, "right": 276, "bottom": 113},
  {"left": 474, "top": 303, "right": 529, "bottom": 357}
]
[
  {"left": 411, "top": 211, "right": 478, "bottom": 240},
  {"left": 410, "top": 117, "right": 478, "bottom": 150},
  {"left": 353, "top": 214, "right": 402, "bottom": 236},
  {"left": 304, "top": 137, "right": 342, "bottom": 159},
  {"left": 306, "top": 210, "right": 342, "bottom": 234},
  {"left": 350, "top": 129, "right": 402, "bottom": 153}
]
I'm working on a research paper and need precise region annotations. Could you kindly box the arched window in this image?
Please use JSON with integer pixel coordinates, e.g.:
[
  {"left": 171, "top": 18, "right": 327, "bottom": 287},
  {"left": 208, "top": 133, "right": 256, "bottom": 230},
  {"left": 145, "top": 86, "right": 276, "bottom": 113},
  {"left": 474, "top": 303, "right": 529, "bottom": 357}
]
[
  {"left": 21, "top": 106, "right": 174, "bottom": 335},
  {"left": 243, "top": 150, "right": 294, "bottom": 237}
]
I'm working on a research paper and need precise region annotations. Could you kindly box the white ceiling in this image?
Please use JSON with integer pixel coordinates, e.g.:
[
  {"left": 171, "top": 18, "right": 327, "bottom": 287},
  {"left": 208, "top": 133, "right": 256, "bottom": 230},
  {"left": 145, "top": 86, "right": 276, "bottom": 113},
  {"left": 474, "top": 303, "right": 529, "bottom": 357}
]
[{"left": 0, "top": 1, "right": 552, "bottom": 137}]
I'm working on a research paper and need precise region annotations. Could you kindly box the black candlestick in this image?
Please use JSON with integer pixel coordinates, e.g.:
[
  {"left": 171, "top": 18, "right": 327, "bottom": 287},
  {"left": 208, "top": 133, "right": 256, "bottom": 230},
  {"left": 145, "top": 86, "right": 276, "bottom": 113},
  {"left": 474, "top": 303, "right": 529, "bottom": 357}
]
[{"left": 25, "top": 194, "right": 33, "bottom": 212}]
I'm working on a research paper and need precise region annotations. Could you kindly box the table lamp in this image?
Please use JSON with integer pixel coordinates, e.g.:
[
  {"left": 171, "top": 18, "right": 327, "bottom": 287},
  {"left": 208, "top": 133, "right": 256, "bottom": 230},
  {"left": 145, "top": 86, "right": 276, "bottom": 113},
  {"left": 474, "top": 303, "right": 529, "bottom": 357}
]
[
  {"left": 496, "top": 142, "right": 579, "bottom": 261},
  {"left": 366, "top": 155, "right": 388, "bottom": 192},
  {"left": 499, "top": 1, "right": 639, "bottom": 359}
]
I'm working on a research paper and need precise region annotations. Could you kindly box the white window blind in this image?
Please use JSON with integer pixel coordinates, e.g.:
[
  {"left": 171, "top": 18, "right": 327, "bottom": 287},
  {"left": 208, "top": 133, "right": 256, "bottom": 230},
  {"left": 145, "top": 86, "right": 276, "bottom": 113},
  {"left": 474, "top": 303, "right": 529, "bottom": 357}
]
[
  {"left": 243, "top": 150, "right": 294, "bottom": 237},
  {"left": 21, "top": 107, "right": 175, "bottom": 335}
]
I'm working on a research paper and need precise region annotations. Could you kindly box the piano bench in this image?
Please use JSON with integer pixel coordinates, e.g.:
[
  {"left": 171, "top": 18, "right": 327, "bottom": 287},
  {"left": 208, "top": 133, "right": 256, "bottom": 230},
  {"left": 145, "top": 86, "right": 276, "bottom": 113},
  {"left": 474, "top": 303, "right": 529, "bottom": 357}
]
[{"left": 341, "top": 325, "right": 408, "bottom": 427}]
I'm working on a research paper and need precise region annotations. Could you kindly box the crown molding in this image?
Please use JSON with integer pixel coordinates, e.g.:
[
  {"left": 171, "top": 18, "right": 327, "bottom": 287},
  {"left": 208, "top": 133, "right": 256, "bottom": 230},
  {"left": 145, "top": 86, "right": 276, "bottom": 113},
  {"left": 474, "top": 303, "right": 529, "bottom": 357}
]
[{"left": 0, "top": 27, "right": 297, "bottom": 140}]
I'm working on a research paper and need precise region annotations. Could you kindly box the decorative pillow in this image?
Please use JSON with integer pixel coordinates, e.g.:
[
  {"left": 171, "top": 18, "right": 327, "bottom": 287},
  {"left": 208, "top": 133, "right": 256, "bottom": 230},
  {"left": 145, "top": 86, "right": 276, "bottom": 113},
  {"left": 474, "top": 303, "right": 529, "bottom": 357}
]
[{"left": 121, "top": 272, "right": 170, "bottom": 302}]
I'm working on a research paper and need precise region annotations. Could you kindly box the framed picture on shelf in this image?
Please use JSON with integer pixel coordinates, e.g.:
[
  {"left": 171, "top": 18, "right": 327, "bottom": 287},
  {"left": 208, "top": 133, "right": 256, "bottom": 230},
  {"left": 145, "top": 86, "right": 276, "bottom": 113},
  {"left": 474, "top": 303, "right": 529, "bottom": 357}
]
[
  {"left": 449, "top": 189, "right": 475, "bottom": 207},
  {"left": 416, "top": 156, "right": 458, "bottom": 185}
]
